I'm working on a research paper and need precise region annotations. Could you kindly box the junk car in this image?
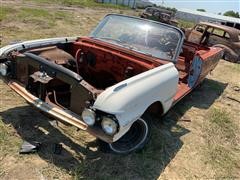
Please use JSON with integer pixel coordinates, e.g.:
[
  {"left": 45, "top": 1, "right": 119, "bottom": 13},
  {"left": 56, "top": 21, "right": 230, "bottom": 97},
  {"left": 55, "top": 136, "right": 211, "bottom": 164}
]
[
  {"left": 140, "top": 7, "right": 178, "bottom": 26},
  {"left": 185, "top": 22, "right": 240, "bottom": 63},
  {"left": 0, "top": 14, "right": 223, "bottom": 154}
]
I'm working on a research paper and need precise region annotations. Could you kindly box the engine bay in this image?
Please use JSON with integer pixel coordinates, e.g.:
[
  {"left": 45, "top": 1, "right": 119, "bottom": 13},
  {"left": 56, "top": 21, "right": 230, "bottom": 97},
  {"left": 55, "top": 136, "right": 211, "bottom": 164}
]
[{"left": 11, "top": 38, "right": 157, "bottom": 114}]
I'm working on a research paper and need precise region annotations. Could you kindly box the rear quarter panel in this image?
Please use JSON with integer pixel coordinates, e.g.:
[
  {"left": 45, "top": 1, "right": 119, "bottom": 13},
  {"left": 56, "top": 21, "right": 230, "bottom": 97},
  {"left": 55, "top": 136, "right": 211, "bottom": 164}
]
[{"left": 197, "top": 47, "right": 223, "bottom": 84}]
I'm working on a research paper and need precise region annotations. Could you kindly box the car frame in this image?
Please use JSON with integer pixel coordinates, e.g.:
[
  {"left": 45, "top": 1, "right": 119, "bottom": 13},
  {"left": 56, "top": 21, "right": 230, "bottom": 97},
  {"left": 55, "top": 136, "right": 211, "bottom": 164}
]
[{"left": 0, "top": 14, "right": 223, "bottom": 154}]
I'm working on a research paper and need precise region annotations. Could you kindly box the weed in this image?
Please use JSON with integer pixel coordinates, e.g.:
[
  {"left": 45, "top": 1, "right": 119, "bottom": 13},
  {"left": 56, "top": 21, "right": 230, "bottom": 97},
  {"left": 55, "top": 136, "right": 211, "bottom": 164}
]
[
  {"left": 231, "top": 63, "right": 240, "bottom": 73},
  {"left": 19, "top": 8, "right": 50, "bottom": 18},
  {"left": 208, "top": 108, "right": 236, "bottom": 139},
  {"left": 203, "top": 108, "right": 238, "bottom": 178},
  {"left": 178, "top": 19, "right": 195, "bottom": 29},
  {"left": 0, "top": 122, "right": 8, "bottom": 144},
  {"left": 23, "top": 0, "right": 129, "bottom": 9},
  {"left": 0, "top": 119, "right": 21, "bottom": 155},
  {"left": 0, "top": 7, "right": 14, "bottom": 21}
]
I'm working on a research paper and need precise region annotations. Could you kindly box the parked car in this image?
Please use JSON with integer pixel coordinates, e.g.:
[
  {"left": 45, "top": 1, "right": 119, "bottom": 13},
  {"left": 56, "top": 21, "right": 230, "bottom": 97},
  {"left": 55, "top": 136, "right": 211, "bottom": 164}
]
[
  {"left": 0, "top": 14, "right": 223, "bottom": 154},
  {"left": 140, "top": 7, "right": 178, "bottom": 26},
  {"left": 185, "top": 22, "right": 240, "bottom": 63}
]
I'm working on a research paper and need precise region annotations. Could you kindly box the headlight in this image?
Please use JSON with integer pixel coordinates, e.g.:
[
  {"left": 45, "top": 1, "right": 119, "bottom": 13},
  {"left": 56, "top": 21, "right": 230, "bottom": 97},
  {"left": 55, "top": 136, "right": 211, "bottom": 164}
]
[
  {"left": 101, "top": 117, "right": 117, "bottom": 135},
  {"left": 82, "top": 108, "right": 96, "bottom": 126},
  {"left": 0, "top": 63, "right": 8, "bottom": 76}
]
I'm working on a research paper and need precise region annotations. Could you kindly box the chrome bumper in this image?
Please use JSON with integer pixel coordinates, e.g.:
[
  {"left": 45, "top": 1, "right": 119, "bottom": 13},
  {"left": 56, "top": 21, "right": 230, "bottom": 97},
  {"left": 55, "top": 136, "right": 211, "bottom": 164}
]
[{"left": 7, "top": 80, "right": 113, "bottom": 143}]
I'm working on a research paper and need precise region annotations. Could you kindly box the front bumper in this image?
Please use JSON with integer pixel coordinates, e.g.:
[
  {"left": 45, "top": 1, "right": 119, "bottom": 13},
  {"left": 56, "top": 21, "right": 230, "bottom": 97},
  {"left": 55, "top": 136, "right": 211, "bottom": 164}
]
[{"left": 7, "top": 80, "right": 113, "bottom": 143}]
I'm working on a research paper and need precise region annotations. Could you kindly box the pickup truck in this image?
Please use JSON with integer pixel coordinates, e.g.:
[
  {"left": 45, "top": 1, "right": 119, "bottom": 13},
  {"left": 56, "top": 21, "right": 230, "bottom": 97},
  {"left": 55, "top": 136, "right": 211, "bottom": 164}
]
[{"left": 0, "top": 14, "right": 223, "bottom": 154}]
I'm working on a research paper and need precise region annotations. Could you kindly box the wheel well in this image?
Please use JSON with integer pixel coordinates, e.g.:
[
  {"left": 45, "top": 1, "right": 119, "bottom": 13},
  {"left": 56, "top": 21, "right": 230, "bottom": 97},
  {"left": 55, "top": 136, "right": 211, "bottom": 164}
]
[
  {"left": 213, "top": 44, "right": 235, "bottom": 55},
  {"left": 145, "top": 101, "right": 164, "bottom": 116}
]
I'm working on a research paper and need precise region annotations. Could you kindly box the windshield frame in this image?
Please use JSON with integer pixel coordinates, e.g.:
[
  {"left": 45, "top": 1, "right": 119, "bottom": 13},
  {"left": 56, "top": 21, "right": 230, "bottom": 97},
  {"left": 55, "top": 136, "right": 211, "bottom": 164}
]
[{"left": 90, "top": 14, "right": 184, "bottom": 63}]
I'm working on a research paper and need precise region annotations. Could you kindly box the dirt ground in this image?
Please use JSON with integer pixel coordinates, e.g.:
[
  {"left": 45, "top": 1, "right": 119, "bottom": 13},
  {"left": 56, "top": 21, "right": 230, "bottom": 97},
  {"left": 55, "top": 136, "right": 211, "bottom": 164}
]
[{"left": 0, "top": 1, "right": 240, "bottom": 179}]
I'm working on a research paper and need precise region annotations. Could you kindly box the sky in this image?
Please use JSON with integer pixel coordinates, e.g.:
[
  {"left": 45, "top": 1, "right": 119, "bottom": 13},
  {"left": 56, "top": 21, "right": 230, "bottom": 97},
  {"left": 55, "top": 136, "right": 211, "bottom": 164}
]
[{"left": 149, "top": 0, "right": 240, "bottom": 14}]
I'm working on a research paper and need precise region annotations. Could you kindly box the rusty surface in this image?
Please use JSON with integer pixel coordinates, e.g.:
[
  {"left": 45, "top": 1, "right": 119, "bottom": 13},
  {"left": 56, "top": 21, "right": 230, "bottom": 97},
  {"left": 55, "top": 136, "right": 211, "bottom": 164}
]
[
  {"left": 15, "top": 57, "right": 29, "bottom": 84},
  {"left": 29, "top": 46, "right": 75, "bottom": 65},
  {"left": 198, "top": 22, "right": 240, "bottom": 38},
  {"left": 69, "top": 82, "right": 95, "bottom": 115},
  {"left": 140, "top": 7, "right": 178, "bottom": 26},
  {"left": 2, "top": 31, "right": 224, "bottom": 146},
  {"left": 8, "top": 80, "right": 113, "bottom": 143},
  {"left": 30, "top": 71, "right": 53, "bottom": 84},
  {"left": 186, "top": 22, "right": 240, "bottom": 62}
]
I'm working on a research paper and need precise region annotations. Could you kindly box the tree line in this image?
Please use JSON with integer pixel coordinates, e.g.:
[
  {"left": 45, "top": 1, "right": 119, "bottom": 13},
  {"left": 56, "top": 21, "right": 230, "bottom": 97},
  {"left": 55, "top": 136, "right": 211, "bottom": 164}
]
[{"left": 197, "top": 9, "right": 239, "bottom": 18}]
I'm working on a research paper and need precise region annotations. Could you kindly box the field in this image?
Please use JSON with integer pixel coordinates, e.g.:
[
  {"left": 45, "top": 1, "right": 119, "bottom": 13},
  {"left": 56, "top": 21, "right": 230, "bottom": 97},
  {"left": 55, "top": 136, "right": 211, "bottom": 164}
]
[{"left": 0, "top": 1, "right": 240, "bottom": 179}]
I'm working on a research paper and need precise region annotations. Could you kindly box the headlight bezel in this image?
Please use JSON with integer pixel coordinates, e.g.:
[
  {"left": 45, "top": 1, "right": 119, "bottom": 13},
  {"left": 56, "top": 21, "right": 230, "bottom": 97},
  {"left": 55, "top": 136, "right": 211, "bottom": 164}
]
[
  {"left": 81, "top": 108, "right": 96, "bottom": 126},
  {"left": 101, "top": 116, "right": 118, "bottom": 136},
  {"left": 82, "top": 108, "right": 119, "bottom": 136},
  {"left": 0, "top": 63, "right": 9, "bottom": 76}
]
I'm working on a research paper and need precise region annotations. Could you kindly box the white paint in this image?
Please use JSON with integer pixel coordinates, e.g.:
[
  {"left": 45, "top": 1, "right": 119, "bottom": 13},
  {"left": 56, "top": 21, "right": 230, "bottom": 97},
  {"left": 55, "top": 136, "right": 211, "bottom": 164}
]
[
  {"left": 0, "top": 37, "right": 78, "bottom": 58},
  {"left": 94, "top": 63, "right": 179, "bottom": 141},
  {"left": 0, "top": 37, "right": 179, "bottom": 143}
]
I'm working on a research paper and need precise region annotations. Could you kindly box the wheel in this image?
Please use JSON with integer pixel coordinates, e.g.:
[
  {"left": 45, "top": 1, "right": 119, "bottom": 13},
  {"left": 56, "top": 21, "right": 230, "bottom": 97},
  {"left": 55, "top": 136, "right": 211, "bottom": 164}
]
[
  {"left": 213, "top": 44, "right": 238, "bottom": 63},
  {"left": 99, "top": 115, "right": 152, "bottom": 154},
  {"left": 224, "top": 52, "right": 239, "bottom": 63},
  {"left": 223, "top": 51, "right": 232, "bottom": 61}
]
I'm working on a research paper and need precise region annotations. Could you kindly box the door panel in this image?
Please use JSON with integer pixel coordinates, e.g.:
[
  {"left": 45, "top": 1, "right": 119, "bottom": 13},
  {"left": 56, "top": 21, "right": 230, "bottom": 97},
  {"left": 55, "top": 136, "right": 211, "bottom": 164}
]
[
  {"left": 188, "top": 55, "right": 202, "bottom": 88},
  {"left": 187, "top": 30, "right": 203, "bottom": 44}
]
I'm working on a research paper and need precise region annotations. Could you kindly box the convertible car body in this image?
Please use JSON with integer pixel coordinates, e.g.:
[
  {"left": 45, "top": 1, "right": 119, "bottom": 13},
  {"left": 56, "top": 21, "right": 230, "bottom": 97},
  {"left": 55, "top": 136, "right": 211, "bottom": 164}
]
[{"left": 0, "top": 14, "right": 223, "bottom": 154}]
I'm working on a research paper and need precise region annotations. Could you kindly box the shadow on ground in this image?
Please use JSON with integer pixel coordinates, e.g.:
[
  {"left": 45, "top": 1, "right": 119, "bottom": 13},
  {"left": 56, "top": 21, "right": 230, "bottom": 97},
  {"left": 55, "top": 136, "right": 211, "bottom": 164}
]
[{"left": 0, "top": 78, "right": 227, "bottom": 179}]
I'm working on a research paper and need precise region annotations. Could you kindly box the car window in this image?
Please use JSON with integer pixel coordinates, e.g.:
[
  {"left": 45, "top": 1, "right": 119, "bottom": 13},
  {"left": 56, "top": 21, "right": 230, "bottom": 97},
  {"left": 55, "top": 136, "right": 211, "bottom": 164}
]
[
  {"left": 207, "top": 27, "right": 213, "bottom": 33},
  {"left": 224, "top": 33, "right": 230, "bottom": 39},
  {"left": 146, "top": 8, "right": 154, "bottom": 14},
  {"left": 212, "top": 28, "right": 225, "bottom": 37},
  {"left": 153, "top": 11, "right": 160, "bottom": 17},
  {"left": 195, "top": 25, "right": 205, "bottom": 33}
]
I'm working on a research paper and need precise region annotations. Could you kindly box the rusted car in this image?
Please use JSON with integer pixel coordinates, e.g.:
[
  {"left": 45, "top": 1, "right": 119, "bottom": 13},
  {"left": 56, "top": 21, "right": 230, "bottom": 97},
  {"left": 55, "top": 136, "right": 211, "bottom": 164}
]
[
  {"left": 140, "top": 7, "right": 178, "bottom": 26},
  {"left": 186, "top": 22, "right": 240, "bottom": 63},
  {"left": 0, "top": 14, "right": 223, "bottom": 154}
]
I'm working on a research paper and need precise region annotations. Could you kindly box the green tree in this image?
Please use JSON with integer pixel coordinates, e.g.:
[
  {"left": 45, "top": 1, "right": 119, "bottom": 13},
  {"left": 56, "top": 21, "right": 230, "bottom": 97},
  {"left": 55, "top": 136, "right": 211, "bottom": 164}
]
[
  {"left": 223, "top": 10, "right": 239, "bottom": 18},
  {"left": 197, "top": 9, "right": 206, "bottom": 12},
  {"left": 157, "top": 5, "right": 177, "bottom": 13}
]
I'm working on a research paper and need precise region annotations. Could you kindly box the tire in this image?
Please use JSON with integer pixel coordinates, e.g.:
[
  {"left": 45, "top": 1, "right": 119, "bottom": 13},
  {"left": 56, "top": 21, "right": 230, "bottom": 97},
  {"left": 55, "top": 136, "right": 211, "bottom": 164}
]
[
  {"left": 99, "top": 115, "right": 152, "bottom": 154},
  {"left": 213, "top": 44, "right": 238, "bottom": 63},
  {"left": 223, "top": 51, "right": 231, "bottom": 61},
  {"left": 223, "top": 51, "right": 238, "bottom": 63}
]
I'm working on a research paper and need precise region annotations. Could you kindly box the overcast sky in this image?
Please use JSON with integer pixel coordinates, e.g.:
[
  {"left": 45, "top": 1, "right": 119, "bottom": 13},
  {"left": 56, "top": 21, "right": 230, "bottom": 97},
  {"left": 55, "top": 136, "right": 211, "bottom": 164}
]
[{"left": 149, "top": 0, "right": 240, "bottom": 13}]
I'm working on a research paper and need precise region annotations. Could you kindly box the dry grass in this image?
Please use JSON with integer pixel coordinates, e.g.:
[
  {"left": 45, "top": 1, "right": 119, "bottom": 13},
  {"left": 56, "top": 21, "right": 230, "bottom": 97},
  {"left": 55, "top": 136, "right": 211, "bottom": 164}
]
[
  {"left": 0, "top": 2, "right": 136, "bottom": 46},
  {"left": 24, "top": 0, "right": 129, "bottom": 9},
  {"left": 178, "top": 19, "right": 195, "bottom": 29},
  {"left": 0, "top": 1, "right": 240, "bottom": 179},
  {"left": 203, "top": 108, "right": 239, "bottom": 178}
]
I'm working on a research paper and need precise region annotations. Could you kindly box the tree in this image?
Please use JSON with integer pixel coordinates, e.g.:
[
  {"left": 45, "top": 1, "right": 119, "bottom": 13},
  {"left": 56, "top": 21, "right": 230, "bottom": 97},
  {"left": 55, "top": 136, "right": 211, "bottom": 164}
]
[
  {"left": 197, "top": 9, "right": 206, "bottom": 12},
  {"left": 223, "top": 10, "right": 239, "bottom": 18},
  {"left": 156, "top": 5, "right": 177, "bottom": 13}
]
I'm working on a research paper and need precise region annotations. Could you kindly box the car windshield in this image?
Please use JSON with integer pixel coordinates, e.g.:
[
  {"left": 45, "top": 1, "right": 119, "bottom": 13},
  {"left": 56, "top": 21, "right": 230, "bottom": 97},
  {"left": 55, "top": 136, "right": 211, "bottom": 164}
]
[{"left": 90, "top": 14, "right": 183, "bottom": 62}]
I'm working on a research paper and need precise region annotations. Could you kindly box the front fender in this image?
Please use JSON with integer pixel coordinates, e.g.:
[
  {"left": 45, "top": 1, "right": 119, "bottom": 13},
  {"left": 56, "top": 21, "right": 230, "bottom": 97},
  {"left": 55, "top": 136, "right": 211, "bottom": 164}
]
[
  {"left": 0, "top": 37, "right": 78, "bottom": 58},
  {"left": 93, "top": 63, "right": 179, "bottom": 141}
]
